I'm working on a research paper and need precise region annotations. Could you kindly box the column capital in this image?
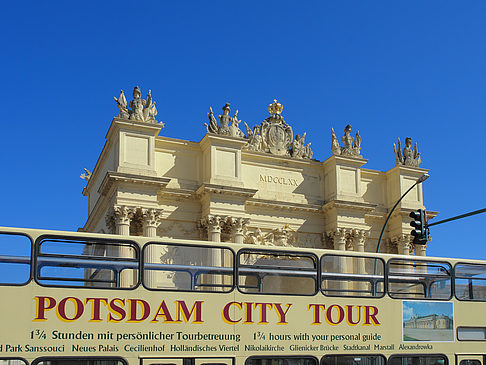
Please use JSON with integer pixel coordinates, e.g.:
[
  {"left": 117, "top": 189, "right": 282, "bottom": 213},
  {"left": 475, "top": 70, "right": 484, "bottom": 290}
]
[
  {"left": 113, "top": 205, "right": 136, "bottom": 224},
  {"left": 106, "top": 205, "right": 136, "bottom": 233},
  {"left": 391, "top": 233, "right": 413, "bottom": 255},
  {"left": 327, "top": 228, "right": 351, "bottom": 251},
  {"left": 350, "top": 229, "right": 369, "bottom": 251},
  {"left": 200, "top": 215, "right": 226, "bottom": 233},
  {"left": 413, "top": 242, "right": 427, "bottom": 256},
  {"left": 141, "top": 208, "right": 164, "bottom": 229},
  {"left": 227, "top": 217, "right": 250, "bottom": 234}
]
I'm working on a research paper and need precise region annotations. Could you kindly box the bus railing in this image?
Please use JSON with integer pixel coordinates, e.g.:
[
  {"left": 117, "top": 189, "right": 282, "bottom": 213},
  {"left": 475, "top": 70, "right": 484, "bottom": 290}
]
[{"left": 0, "top": 254, "right": 455, "bottom": 298}]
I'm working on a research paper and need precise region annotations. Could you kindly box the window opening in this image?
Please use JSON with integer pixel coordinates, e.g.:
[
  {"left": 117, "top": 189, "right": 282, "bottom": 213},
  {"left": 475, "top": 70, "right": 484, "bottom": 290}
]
[
  {"left": 238, "top": 249, "right": 317, "bottom": 295},
  {"left": 35, "top": 236, "right": 139, "bottom": 288},
  {"left": 321, "top": 254, "right": 385, "bottom": 297},
  {"left": 144, "top": 243, "right": 234, "bottom": 292},
  {"left": 388, "top": 259, "right": 451, "bottom": 299}
]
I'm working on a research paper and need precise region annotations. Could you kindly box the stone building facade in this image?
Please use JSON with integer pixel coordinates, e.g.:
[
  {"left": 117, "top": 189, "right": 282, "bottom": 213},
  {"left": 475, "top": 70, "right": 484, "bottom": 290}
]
[
  {"left": 404, "top": 314, "right": 453, "bottom": 329},
  {"left": 82, "top": 88, "right": 435, "bottom": 260}
]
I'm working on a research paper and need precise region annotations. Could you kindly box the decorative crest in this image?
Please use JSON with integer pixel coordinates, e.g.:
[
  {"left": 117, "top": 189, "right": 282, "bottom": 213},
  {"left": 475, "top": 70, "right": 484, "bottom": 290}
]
[
  {"left": 394, "top": 137, "right": 421, "bottom": 167},
  {"left": 268, "top": 99, "right": 283, "bottom": 116},
  {"left": 244, "top": 100, "right": 312, "bottom": 158},
  {"left": 114, "top": 86, "right": 161, "bottom": 124},
  {"left": 203, "top": 100, "right": 313, "bottom": 159},
  {"left": 331, "top": 124, "right": 362, "bottom": 158}
]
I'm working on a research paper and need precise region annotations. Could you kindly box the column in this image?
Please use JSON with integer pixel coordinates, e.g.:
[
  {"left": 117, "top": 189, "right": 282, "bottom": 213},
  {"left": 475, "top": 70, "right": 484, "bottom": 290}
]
[
  {"left": 352, "top": 229, "right": 368, "bottom": 294},
  {"left": 200, "top": 215, "right": 226, "bottom": 290},
  {"left": 351, "top": 229, "right": 367, "bottom": 253},
  {"left": 112, "top": 205, "right": 135, "bottom": 288},
  {"left": 396, "top": 234, "right": 413, "bottom": 256},
  {"left": 414, "top": 243, "right": 427, "bottom": 256},
  {"left": 228, "top": 217, "right": 249, "bottom": 244},
  {"left": 328, "top": 228, "right": 349, "bottom": 292},
  {"left": 141, "top": 208, "right": 164, "bottom": 288},
  {"left": 201, "top": 215, "right": 225, "bottom": 243}
]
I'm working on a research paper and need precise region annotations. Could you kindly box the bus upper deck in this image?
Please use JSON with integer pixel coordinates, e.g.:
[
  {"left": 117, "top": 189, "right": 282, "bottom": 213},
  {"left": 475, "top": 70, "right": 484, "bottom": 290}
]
[{"left": 0, "top": 226, "right": 485, "bottom": 365}]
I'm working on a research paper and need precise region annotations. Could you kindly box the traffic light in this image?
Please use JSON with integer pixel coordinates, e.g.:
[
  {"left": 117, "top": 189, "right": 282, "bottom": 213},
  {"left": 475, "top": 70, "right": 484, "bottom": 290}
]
[{"left": 410, "top": 209, "right": 428, "bottom": 244}]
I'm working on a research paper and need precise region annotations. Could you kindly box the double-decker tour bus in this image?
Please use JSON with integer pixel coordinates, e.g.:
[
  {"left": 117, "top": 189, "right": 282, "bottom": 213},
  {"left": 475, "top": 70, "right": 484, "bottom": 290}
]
[{"left": 0, "top": 227, "right": 485, "bottom": 365}]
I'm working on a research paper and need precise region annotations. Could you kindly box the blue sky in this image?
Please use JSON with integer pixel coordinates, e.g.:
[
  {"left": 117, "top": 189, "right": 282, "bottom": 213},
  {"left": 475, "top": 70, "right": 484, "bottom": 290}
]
[{"left": 1, "top": 1, "right": 486, "bottom": 259}]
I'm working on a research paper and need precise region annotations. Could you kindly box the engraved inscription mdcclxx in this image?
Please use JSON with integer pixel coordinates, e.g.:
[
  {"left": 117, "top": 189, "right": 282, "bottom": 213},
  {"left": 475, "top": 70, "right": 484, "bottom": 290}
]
[{"left": 259, "top": 174, "right": 299, "bottom": 186}]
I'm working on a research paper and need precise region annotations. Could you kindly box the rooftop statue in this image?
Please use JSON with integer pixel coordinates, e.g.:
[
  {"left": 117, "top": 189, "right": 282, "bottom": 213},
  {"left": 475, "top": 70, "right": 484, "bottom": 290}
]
[
  {"left": 114, "top": 86, "right": 159, "bottom": 124},
  {"left": 394, "top": 137, "right": 421, "bottom": 167},
  {"left": 80, "top": 168, "right": 92, "bottom": 181},
  {"left": 331, "top": 124, "right": 362, "bottom": 157},
  {"left": 205, "top": 103, "right": 244, "bottom": 138},
  {"left": 291, "top": 133, "right": 313, "bottom": 159}
]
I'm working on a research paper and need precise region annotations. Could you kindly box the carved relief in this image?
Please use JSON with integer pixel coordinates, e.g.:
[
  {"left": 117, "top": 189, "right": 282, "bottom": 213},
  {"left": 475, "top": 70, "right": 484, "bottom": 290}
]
[
  {"left": 244, "top": 228, "right": 265, "bottom": 245},
  {"left": 264, "top": 224, "right": 296, "bottom": 247},
  {"left": 114, "top": 87, "right": 160, "bottom": 124},
  {"left": 394, "top": 137, "right": 421, "bottom": 167},
  {"left": 243, "top": 224, "right": 296, "bottom": 247},
  {"left": 331, "top": 125, "right": 362, "bottom": 157}
]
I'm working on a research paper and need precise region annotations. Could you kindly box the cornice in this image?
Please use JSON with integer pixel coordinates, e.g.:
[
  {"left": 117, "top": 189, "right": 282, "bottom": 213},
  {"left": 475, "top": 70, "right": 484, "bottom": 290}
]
[
  {"left": 159, "top": 188, "right": 195, "bottom": 200},
  {"left": 322, "top": 154, "right": 368, "bottom": 169},
  {"left": 199, "top": 133, "right": 248, "bottom": 150},
  {"left": 98, "top": 171, "right": 171, "bottom": 196},
  {"left": 322, "top": 199, "right": 377, "bottom": 214},
  {"left": 242, "top": 149, "right": 323, "bottom": 166},
  {"left": 385, "top": 164, "right": 429, "bottom": 177},
  {"left": 106, "top": 118, "right": 163, "bottom": 139},
  {"left": 370, "top": 208, "right": 439, "bottom": 221},
  {"left": 196, "top": 183, "right": 258, "bottom": 199},
  {"left": 247, "top": 198, "right": 322, "bottom": 213}
]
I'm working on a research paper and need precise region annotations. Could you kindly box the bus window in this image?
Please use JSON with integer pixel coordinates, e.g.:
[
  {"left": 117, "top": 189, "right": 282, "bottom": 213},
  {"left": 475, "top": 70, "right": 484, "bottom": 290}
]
[
  {"left": 0, "top": 233, "right": 31, "bottom": 285},
  {"left": 387, "top": 259, "right": 452, "bottom": 299},
  {"left": 246, "top": 356, "right": 317, "bottom": 365},
  {"left": 0, "top": 359, "right": 27, "bottom": 365},
  {"left": 457, "top": 326, "right": 486, "bottom": 340},
  {"left": 459, "top": 361, "right": 481, "bottom": 365},
  {"left": 321, "top": 254, "right": 385, "bottom": 297},
  {"left": 321, "top": 355, "right": 385, "bottom": 365},
  {"left": 237, "top": 249, "right": 318, "bottom": 295},
  {"left": 455, "top": 263, "right": 486, "bottom": 301},
  {"left": 388, "top": 355, "right": 447, "bottom": 365},
  {"left": 143, "top": 243, "right": 234, "bottom": 292},
  {"left": 34, "top": 358, "right": 126, "bottom": 365},
  {"left": 35, "top": 235, "right": 139, "bottom": 289}
]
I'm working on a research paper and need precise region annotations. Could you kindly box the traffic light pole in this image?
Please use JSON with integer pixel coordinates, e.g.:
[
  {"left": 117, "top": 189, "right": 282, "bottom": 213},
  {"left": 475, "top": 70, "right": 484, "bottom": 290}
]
[
  {"left": 376, "top": 175, "right": 428, "bottom": 254},
  {"left": 426, "top": 207, "right": 486, "bottom": 227}
]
